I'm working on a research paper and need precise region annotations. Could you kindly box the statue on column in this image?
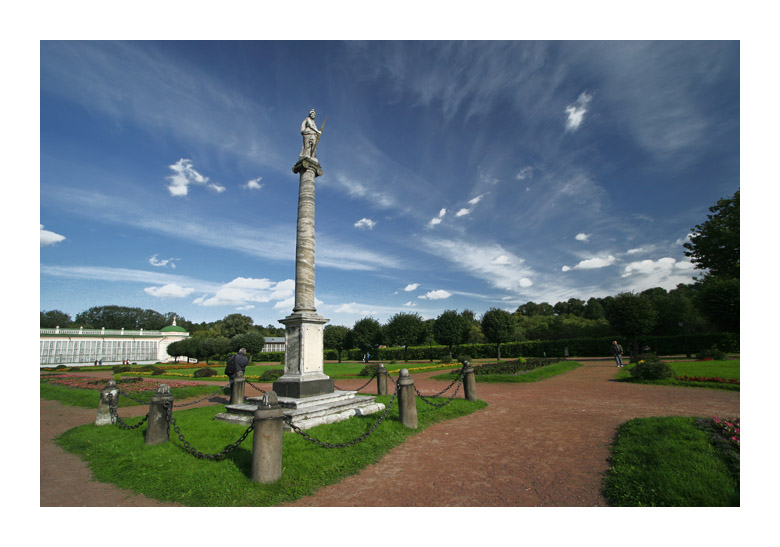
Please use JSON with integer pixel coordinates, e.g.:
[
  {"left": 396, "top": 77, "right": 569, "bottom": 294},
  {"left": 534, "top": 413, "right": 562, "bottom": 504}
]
[{"left": 300, "top": 109, "right": 322, "bottom": 158}]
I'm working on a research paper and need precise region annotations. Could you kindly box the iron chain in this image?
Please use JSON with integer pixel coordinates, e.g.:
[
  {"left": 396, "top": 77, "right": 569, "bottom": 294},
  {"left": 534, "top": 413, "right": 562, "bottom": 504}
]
[
  {"left": 165, "top": 401, "right": 253, "bottom": 460},
  {"left": 107, "top": 392, "right": 149, "bottom": 429},
  {"left": 333, "top": 372, "right": 377, "bottom": 392}
]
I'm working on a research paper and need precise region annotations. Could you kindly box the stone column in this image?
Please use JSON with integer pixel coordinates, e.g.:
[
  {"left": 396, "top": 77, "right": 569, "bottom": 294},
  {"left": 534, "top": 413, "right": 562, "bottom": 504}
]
[
  {"left": 377, "top": 363, "right": 388, "bottom": 395},
  {"left": 273, "top": 157, "right": 333, "bottom": 399},
  {"left": 252, "top": 391, "right": 284, "bottom": 484},
  {"left": 96, "top": 379, "right": 119, "bottom": 426},
  {"left": 230, "top": 371, "right": 246, "bottom": 405},
  {"left": 397, "top": 369, "right": 418, "bottom": 429},
  {"left": 145, "top": 384, "right": 173, "bottom": 446},
  {"left": 462, "top": 363, "right": 477, "bottom": 402}
]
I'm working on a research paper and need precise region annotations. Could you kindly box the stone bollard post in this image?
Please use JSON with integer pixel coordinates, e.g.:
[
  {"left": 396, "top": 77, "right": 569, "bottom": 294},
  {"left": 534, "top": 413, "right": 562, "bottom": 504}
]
[
  {"left": 96, "top": 379, "right": 119, "bottom": 426},
  {"left": 252, "top": 391, "right": 284, "bottom": 484},
  {"left": 462, "top": 362, "right": 477, "bottom": 402},
  {"left": 397, "top": 369, "right": 418, "bottom": 429},
  {"left": 145, "top": 384, "right": 173, "bottom": 446},
  {"left": 377, "top": 363, "right": 388, "bottom": 395},
  {"left": 230, "top": 371, "right": 246, "bottom": 404}
]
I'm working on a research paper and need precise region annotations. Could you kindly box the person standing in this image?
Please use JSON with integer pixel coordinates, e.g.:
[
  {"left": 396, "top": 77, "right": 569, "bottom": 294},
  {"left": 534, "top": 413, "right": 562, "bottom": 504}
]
[
  {"left": 611, "top": 340, "right": 624, "bottom": 367},
  {"left": 225, "top": 348, "right": 250, "bottom": 393}
]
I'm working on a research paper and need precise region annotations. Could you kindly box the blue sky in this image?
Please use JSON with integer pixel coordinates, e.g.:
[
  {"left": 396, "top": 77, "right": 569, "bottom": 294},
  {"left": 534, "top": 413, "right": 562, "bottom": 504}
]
[{"left": 39, "top": 40, "right": 740, "bottom": 328}]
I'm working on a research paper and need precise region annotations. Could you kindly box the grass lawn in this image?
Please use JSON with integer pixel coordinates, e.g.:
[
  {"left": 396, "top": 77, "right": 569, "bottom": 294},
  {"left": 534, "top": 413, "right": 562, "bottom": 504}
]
[
  {"left": 430, "top": 360, "right": 582, "bottom": 383},
  {"left": 616, "top": 360, "right": 739, "bottom": 391},
  {"left": 603, "top": 416, "right": 739, "bottom": 506},
  {"left": 40, "top": 380, "right": 224, "bottom": 408},
  {"left": 56, "top": 394, "right": 487, "bottom": 506}
]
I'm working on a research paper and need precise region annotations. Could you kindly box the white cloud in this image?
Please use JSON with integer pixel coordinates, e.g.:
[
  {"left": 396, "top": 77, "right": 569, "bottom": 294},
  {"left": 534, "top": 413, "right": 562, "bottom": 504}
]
[
  {"left": 516, "top": 166, "right": 534, "bottom": 180},
  {"left": 144, "top": 283, "right": 195, "bottom": 299},
  {"left": 491, "top": 255, "right": 511, "bottom": 265},
  {"left": 419, "top": 289, "right": 453, "bottom": 300},
  {"left": 40, "top": 225, "right": 65, "bottom": 247},
  {"left": 192, "top": 277, "right": 294, "bottom": 308},
  {"left": 468, "top": 195, "right": 484, "bottom": 206},
  {"left": 334, "top": 302, "right": 379, "bottom": 316},
  {"left": 615, "top": 257, "right": 698, "bottom": 292},
  {"left": 354, "top": 218, "right": 377, "bottom": 230},
  {"left": 565, "top": 92, "right": 593, "bottom": 132},
  {"left": 455, "top": 208, "right": 471, "bottom": 217},
  {"left": 166, "top": 158, "right": 226, "bottom": 197},
  {"left": 563, "top": 255, "right": 616, "bottom": 271},
  {"left": 575, "top": 233, "right": 590, "bottom": 242},
  {"left": 403, "top": 301, "right": 417, "bottom": 307},
  {"left": 627, "top": 247, "right": 645, "bottom": 254},
  {"left": 148, "top": 254, "right": 178, "bottom": 269},
  {"left": 244, "top": 177, "right": 263, "bottom": 190},
  {"left": 428, "top": 208, "right": 447, "bottom": 227},
  {"left": 404, "top": 283, "right": 420, "bottom": 292}
]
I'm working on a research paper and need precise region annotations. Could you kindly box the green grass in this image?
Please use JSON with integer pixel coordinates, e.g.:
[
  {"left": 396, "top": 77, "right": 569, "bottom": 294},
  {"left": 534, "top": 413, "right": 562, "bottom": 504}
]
[
  {"left": 56, "top": 394, "right": 487, "bottom": 506},
  {"left": 616, "top": 360, "right": 739, "bottom": 390},
  {"left": 40, "top": 381, "right": 224, "bottom": 408},
  {"left": 430, "top": 360, "right": 582, "bottom": 383},
  {"left": 603, "top": 416, "right": 739, "bottom": 506}
]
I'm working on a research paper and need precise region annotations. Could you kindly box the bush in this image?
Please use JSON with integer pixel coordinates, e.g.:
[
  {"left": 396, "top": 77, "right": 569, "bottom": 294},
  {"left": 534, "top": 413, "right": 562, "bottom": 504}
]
[
  {"left": 151, "top": 366, "right": 165, "bottom": 375},
  {"left": 697, "top": 347, "right": 727, "bottom": 360},
  {"left": 473, "top": 358, "right": 557, "bottom": 375},
  {"left": 629, "top": 354, "right": 674, "bottom": 380},
  {"left": 193, "top": 368, "right": 218, "bottom": 378},
  {"left": 358, "top": 363, "right": 381, "bottom": 377},
  {"left": 113, "top": 365, "right": 131, "bottom": 373},
  {"left": 258, "top": 368, "right": 284, "bottom": 382}
]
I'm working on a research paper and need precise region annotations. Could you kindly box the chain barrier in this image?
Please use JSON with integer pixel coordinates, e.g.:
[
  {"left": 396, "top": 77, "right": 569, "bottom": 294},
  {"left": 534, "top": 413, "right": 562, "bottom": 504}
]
[
  {"left": 413, "top": 364, "right": 467, "bottom": 408},
  {"left": 172, "top": 386, "right": 228, "bottom": 407},
  {"left": 118, "top": 390, "right": 151, "bottom": 405},
  {"left": 244, "top": 379, "right": 267, "bottom": 394},
  {"left": 166, "top": 401, "right": 254, "bottom": 460},
  {"left": 285, "top": 386, "right": 398, "bottom": 449},
  {"left": 333, "top": 372, "right": 377, "bottom": 392},
  {"left": 107, "top": 392, "right": 149, "bottom": 430}
]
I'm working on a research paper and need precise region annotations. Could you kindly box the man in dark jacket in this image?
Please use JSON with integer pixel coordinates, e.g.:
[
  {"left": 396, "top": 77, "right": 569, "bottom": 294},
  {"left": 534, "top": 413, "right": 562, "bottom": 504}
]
[
  {"left": 226, "top": 348, "right": 250, "bottom": 392},
  {"left": 611, "top": 341, "right": 624, "bottom": 368}
]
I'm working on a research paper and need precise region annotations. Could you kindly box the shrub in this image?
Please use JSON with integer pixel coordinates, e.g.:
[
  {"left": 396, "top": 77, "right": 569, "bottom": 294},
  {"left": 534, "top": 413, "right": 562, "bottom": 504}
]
[
  {"left": 258, "top": 368, "right": 284, "bottom": 382},
  {"left": 629, "top": 354, "right": 674, "bottom": 380},
  {"left": 473, "top": 358, "right": 556, "bottom": 375},
  {"left": 113, "top": 365, "right": 131, "bottom": 373},
  {"left": 697, "top": 347, "right": 727, "bottom": 360},
  {"left": 358, "top": 363, "right": 381, "bottom": 377},
  {"left": 193, "top": 367, "right": 218, "bottom": 378},
  {"left": 151, "top": 366, "right": 165, "bottom": 375}
]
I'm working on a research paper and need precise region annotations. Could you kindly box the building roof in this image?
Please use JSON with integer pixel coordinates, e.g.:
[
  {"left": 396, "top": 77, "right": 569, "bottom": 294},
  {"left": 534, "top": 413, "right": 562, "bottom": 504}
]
[{"left": 161, "top": 324, "right": 188, "bottom": 332}]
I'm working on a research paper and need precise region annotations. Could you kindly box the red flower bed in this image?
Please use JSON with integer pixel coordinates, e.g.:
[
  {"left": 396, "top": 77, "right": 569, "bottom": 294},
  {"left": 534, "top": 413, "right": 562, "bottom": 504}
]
[
  {"left": 41, "top": 374, "right": 201, "bottom": 393},
  {"left": 676, "top": 375, "right": 739, "bottom": 385}
]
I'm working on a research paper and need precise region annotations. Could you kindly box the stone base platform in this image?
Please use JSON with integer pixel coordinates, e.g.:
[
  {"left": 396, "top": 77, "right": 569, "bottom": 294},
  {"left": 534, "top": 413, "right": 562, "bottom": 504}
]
[{"left": 214, "top": 390, "right": 385, "bottom": 431}]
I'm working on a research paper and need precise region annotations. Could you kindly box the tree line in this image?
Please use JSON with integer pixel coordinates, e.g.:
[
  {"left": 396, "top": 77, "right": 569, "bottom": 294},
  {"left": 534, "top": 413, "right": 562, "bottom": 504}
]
[{"left": 41, "top": 190, "right": 738, "bottom": 361}]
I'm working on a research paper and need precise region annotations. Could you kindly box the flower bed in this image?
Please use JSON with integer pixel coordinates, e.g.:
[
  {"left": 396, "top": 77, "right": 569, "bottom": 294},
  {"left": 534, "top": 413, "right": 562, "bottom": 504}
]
[
  {"left": 712, "top": 416, "right": 740, "bottom": 447},
  {"left": 676, "top": 375, "right": 739, "bottom": 385},
  {"left": 41, "top": 373, "right": 202, "bottom": 393}
]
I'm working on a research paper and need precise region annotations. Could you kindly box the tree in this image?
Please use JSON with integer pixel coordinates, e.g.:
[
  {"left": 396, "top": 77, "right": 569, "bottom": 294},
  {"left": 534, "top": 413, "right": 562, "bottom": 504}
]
[
  {"left": 683, "top": 190, "right": 739, "bottom": 279},
  {"left": 348, "top": 317, "right": 383, "bottom": 356},
  {"left": 74, "top": 305, "right": 168, "bottom": 329},
  {"left": 433, "top": 310, "right": 470, "bottom": 358},
  {"left": 324, "top": 325, "right": 350, "bottom": 363},
  {"left": 217, "top": 313, "right": 255, "bottom": 339},
  {"left": 480, "top": 308, "right": 517, "bottom": 360},
  {"left": 231, "top": 331, "right": 265, "bottom": 356},
  {"left": 604, "top": 293, "right": 658, "bottom": 354},
  {"left": 584, "top": 297, "right": 606, "bottom": 320},
  {"left": 694, "top": 276, "right": 740, "bottom": 333},
  {"left": 385, "top": 312, "right": 426, "bottom": 362},
  {"left": 40, "top": 309, "right": 74, "bottom": 328}
]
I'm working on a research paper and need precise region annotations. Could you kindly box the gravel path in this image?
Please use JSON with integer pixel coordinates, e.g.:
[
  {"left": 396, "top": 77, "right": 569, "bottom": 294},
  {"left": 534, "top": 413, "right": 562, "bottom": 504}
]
[{"left": 40, "top": 360, "right": 739, "bottom": 506}]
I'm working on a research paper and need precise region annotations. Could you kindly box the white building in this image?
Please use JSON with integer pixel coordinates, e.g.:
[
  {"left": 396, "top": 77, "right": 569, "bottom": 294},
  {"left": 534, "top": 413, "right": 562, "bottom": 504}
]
[{"left": 39, "top": 319, "right": 190, "bottom": 367}]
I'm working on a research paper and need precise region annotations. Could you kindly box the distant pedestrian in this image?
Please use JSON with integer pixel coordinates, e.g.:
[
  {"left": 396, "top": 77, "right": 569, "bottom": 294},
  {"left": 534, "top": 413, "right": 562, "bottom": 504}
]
[
  {"left": 611, "top": 341, "right": 624, "bottom": 367},
  {"left": 225, "top": 348, "right": 249, "bottom": 393}
]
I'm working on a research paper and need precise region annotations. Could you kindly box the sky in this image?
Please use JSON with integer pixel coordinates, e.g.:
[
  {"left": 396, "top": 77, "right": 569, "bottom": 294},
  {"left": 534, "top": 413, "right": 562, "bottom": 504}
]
[{"left": 38, "top": 39, "right": 741, "bottom": 328}]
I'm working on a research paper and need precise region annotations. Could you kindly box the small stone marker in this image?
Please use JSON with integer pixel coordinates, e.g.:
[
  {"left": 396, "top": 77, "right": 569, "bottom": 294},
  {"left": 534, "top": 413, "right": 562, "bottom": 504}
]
[
  {"left": 377, "top": 363, "right": 388, "bottom": 395},
  {"left": 96, "top": 379, "right": 119, "bottom": 426},
  {"left": 252, "top": 391, "right": 284, "bottom": 484},
  {"left": 397, "top": 369, "right": 418, "bottom": 429},
  {"left": 462, "top": 362, "right": 477, "bottom": 402},
  {"left": 145, "top": 384, "right": 173, "bottom": 446},
  {"left": 230, "top": 370, "right": 246, "bottom": 405}
]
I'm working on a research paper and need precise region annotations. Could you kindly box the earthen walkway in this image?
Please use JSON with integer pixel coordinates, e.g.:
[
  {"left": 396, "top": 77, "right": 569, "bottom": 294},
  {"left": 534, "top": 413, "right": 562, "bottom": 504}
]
[{"left": 40, "top": 360, "right": 739, "bottom": 506}]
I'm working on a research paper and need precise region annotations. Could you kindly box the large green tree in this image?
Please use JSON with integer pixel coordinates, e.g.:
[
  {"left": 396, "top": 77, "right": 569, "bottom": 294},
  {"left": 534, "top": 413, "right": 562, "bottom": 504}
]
[
  {"left": 75, "top": 305, "right": 168, "bottom": 329},
  {"left": 40, "top": 309, "right": 74, "bottom": 328},
  {"left": 217, "top": 313, "right": 255, "bottom": 339},
  {"left": 348, "top": 317, "right": 384, "bottom": 356},
  {"left": 480, "top": 308, "right": 517, "bottom": 360},
  {"left": 323, "top": 325, "right": 350, "bottom": 363},
  {"left": 683, "top": 190, "right": 739, "bottom": 279},
  {"left": 385, "top": 312, "right": 426, "bottom": 362},
  {"left": 604, "top": 293, "right": 658, "bottom": 354},
  {"left": 433, "top": 310, "right": 470, "bottom": 358}
]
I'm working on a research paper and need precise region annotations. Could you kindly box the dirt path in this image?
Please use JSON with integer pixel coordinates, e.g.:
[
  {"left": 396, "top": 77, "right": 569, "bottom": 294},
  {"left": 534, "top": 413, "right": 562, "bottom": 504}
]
[{"left": 40, "top": 360, "right": 739, "bottom": 506}]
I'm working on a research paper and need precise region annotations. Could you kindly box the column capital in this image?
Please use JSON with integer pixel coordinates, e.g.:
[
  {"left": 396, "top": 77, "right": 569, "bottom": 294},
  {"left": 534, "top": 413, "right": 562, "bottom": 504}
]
[{"left": 293, "top": 157, "right": 323, "bottom": 177}]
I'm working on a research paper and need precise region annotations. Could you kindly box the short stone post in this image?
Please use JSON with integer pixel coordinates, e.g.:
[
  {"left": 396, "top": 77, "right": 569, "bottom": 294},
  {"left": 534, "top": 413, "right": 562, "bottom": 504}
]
[
  {"left": 96, "top": 379, "right": 119, "bottom": 426},
  {"left": 377, "top": 363, "right": 388, "bottom": 395},
  {"left": 230, "top": 371, "right": 246, "bottom": 404},
  {"left": 145, "top": 384, "right": 173, "bottom": 446},
  {"left": 397, "top": 369, "right": 418, "bottom": 429},
  {"left": 462, "top": 362, "right": 477, "bottom": 402},
  {"left": 252, "top": 391, "right": 284, "bottom": 484}
]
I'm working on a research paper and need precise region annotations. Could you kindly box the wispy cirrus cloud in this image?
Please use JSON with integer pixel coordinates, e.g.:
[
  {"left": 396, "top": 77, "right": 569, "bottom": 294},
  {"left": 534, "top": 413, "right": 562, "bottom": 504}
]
[{"left": 562, "top": 255, "right": 616, "bottom": 272}]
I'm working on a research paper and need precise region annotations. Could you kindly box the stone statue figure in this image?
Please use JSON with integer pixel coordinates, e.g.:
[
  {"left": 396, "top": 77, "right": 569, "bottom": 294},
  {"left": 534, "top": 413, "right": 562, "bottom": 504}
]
[{"left": 300, "top": 109, "right": 322, "bottom": 158}]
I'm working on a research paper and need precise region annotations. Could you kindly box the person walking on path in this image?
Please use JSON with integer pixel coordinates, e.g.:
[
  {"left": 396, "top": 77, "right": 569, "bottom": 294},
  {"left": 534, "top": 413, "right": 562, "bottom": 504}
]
[{"left": 611, "top": 340, "right": 624, "bottom": 367}]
